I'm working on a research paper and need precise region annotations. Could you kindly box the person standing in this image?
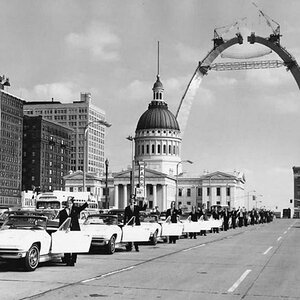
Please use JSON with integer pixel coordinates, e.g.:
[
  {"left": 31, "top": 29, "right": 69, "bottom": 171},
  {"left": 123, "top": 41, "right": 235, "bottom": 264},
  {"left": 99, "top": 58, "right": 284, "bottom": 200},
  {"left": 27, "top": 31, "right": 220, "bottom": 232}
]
[
  {"left": 222, "top": 207, "right": 230, "bottom": 231},
  {"left": 124, "top": 197, "right": 148, "bottom": 252},
  {"left": 166, "top": 201, "right": 180, "bottom": 244},
  {"left": 231, "top": 207, "right": 237, "bottom": 229},
  {"left": 188, "top": 206, "right": 199, "bottom": 239},
  {"left": 58, "top": 196, "right": 88, "bottom": 266},
  {"left": 212, "top": 207, "right": 220, "bottom": 233},
  {"left": 198, "top": 207, "right": 208, "bottom": 236}
]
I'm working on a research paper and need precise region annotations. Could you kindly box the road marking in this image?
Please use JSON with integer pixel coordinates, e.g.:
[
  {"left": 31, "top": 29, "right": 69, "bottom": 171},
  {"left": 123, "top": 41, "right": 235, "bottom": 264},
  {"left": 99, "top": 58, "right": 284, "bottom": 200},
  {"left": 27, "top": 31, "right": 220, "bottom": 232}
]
[
  {"left": 81, "top": 266, "right": 135, "bottom": 283},
  {"left": 228, "top": 269, "right": 251, "bottom": 293},
  {"left": 183, "top": 244, "right": 206, "bottom": 252},
  {"left": 283, "top": 231, "right": 287, "bottom": 234},
  {"left": 263, "top": 246, "right": 273, "bottom": 255},
  {"left": 277, "top": 236, "right": 282, "bottom": 241}
]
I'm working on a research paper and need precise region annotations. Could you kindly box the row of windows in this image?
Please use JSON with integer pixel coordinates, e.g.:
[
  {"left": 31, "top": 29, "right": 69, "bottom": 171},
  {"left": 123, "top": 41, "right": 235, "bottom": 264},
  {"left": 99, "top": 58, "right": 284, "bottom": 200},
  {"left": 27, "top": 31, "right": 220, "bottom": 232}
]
[
  {"left": 137, "top": 143, "right": 179, "bottom": 156},
  {"left": 1, "top": 113, "right": 22, "bottom": 125},
  {"left": 178, "top": 187, "right": 231, "bottom": 197},
  {"left": 0, "top": 162, "right": 20, "bottom": 172},
  {"left": 1, "top": 94, "right": 23, "bottom": 109},
  {"left": 0, "top": 196, "right": 21, "bottom": 205}
]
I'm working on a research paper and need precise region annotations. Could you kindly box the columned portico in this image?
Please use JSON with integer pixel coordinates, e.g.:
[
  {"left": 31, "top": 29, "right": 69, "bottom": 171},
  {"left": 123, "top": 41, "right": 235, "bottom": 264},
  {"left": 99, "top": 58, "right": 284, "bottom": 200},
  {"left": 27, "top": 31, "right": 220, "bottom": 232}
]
[
  {"left": 153, "top": 184, "right": 157, "bottom": 208},
  {"left": 114, "top": 184, "right": 118, "bottom": 208},
  {"left": 123, "top": 184, "right": 128, "bottom": 208}
]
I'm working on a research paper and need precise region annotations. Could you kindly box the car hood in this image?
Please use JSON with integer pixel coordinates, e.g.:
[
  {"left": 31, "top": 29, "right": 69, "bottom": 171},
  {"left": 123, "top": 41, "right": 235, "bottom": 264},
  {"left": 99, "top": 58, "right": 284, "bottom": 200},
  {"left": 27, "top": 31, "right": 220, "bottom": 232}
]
[
  {"left": 82, "top": 224, "right": 119, "bottom": 235},
  {"left": 0, "top": 229, "right": 39, "bottom": 247}
]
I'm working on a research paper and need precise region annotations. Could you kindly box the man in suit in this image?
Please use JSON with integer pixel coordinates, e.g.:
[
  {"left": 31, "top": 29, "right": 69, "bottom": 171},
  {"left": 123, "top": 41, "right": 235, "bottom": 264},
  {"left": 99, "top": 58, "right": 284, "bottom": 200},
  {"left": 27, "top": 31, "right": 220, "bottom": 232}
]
[
  {"left": 166, "top": 201, "right": 181, "bottom": 243},
  {"left": 58, "top": 196, "right": 88, "bottom": 266},
  {"left": 124, "top": 196, "right": 148, "bottom": 252}
]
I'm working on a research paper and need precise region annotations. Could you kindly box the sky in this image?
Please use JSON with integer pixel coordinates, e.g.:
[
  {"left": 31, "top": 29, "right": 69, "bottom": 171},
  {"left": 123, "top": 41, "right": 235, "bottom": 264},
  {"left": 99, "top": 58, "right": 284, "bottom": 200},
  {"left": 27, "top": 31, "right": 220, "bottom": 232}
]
[{"left": 1, "top": 0, "right": 300, "bottom": 212}]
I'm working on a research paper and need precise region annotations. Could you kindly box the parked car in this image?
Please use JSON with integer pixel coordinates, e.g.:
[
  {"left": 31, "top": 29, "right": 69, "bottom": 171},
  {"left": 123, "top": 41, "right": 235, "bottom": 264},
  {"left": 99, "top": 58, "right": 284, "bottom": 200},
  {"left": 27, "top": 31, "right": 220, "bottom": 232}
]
[
  {"left": 140, "top": 213, "right": 163, "bottom": 245},
  {"left": 108, "top": 209, "right": 125, "bottom": 224},
  {"left": 0, "top": 213, "right": 91, "bottom": 271},
  {"left": 81, "top": 213, "right": 151, "bottom": 254}
]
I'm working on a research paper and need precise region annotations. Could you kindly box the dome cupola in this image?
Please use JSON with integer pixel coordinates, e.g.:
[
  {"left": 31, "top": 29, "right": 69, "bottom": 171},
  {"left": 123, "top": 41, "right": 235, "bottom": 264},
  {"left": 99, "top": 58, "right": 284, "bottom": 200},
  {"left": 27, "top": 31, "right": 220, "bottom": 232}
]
[{"left": 136, "top": 75, "right": 179, "bottom": 131}]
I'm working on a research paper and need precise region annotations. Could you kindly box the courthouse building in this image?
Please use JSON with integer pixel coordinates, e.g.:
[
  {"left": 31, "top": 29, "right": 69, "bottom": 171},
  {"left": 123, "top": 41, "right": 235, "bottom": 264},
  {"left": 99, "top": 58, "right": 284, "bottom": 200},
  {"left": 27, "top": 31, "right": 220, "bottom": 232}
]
[{"left": 64, "top": 74, "right": 246, "bottom": 211}]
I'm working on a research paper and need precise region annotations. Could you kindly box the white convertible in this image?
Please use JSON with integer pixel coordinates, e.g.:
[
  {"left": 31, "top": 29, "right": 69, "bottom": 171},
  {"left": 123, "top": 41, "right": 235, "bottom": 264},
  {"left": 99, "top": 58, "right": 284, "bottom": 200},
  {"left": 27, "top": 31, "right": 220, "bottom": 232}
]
[
  {"left": 81, "top": 214, "right": 151, "bottom": 254},
  {"left": 140, "top": 214, "right": 163, "bottom": 245},
  {"left": 0, "top": 214, "right": 91, "bottom": 271}
]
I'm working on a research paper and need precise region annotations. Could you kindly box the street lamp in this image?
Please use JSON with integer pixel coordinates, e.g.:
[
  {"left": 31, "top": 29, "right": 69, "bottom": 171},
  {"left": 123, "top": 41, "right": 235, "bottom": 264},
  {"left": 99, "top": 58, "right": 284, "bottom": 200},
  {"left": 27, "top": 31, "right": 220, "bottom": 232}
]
[
  {"left": 126, "top": 135, "right": 135, "bottom": 199},
  {"left": 175, "top": 160, "right": 193, "bottom": 207},
  {"left": 105, "top": 158, "right": 109, "bottom": 209},
  {"left": 83, "top": 119, "right": 111, "bottom": 192}
]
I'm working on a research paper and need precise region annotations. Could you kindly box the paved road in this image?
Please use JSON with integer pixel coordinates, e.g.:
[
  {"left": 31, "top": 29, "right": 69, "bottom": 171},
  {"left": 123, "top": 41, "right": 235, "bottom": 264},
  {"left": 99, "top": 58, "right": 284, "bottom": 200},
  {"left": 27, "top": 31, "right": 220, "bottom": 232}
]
[{"left": 1, "top": 219, "right": 300, "bottom": 300}]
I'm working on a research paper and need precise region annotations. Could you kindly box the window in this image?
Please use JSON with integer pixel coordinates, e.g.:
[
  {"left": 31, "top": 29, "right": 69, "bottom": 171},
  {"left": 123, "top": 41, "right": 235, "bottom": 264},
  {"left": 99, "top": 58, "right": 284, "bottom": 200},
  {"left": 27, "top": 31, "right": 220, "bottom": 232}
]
[
  {"left": 198, "top": 188, "right": 202, "bottom": 197},
  {"left": 178, "top": 189, "right": 182, "bottom": 197},
  {"left": 187, "top": 188, "right": 191, "bottom": 197},
  {"left": 157, "top": 144, "right": 161, "bottom": 154},
  {"left": 70, "top": 187, "right": 74, "bottom": 192},
  {"left": 187, "top": 201, "right": 191, "bottom": 205},
  {"left": 217, "top": 187, "right": 221, "bottom": 196},
  {"left": 207, "top": 188, "right": 210, "bottom": 196},
  {"left": 149, "top": 185, "right": 153, "bottom": 195},
  {"left": 227, "top": 187, "right": 230, "bottom": 196},
  {"left": 152, "top": 144, "right": 155, "bottom": 154}
]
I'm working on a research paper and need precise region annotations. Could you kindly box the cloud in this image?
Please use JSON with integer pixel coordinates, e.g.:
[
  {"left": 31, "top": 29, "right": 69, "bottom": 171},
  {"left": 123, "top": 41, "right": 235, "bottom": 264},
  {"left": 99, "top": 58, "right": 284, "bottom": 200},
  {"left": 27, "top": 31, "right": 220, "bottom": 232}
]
[
  {"left": 116, "top": 79, "right": 149, "bottom": 102},
  {"left": 175, "top": 43, "right": 205, "bottom": 63},
  {"left": 267, "top": 92, "right": 300, "bottom": 114},
  {"left": 20, "top": 82, "right": 78, "bottom": 102},
  {"left": 65, "top": 22, "right": 120, "bottom": 62},
  {"left": 245, "top": 68, "right": 290, "bottom": 86}
]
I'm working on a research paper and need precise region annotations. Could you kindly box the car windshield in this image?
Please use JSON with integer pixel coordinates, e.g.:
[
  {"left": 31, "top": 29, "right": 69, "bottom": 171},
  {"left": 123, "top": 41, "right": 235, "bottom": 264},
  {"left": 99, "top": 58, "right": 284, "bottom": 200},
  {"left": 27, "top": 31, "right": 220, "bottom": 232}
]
[
  {"left": 140, "top": 215, "right": 158, "bottom": 223},
  {"left": 1, "top": 215, "right": 47, "bottom": 230},
  {"left": 84, "top": 215, "right": 118, "bottom": 225}
]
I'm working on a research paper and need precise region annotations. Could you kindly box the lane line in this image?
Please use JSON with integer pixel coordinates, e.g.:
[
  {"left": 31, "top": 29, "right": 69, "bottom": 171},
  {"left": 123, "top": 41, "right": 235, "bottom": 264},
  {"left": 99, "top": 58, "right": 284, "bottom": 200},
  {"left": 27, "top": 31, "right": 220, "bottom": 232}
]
[
  {"left": 283, "top": 231, "right": 287, "bottom": 234},
  {"left": 277, "top": 236, "right": 282, "bottom": 242},
  {"left": 183, "top": 244, "right": 206, "bottom": 252},
  {"left": 263, "top": 246, "right": 273, "bottom": 255},
  {"left": 81, "top": 266, "right": 135, "bottom": 283},
  {"left": 228, "top": 269, "right": 252, "bottom": 293}
]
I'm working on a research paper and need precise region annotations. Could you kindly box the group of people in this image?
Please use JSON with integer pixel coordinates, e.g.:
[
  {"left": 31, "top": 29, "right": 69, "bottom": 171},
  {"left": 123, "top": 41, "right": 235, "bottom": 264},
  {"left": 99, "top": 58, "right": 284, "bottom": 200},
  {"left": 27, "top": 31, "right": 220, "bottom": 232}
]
[
  {"left": 161, "top": 202, "right": 275, "bottom": 242},
  {"left": 58, "top": 196, "right": 274, "bottom": 266}
]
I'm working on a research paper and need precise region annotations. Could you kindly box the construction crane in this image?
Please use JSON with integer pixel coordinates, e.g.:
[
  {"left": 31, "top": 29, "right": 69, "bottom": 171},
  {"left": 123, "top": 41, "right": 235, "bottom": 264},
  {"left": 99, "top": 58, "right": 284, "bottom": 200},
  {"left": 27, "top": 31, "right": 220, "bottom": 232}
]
[
  {"left": 213, "top": 18, "right": 246, "bottom": 49},
  {"left": 252, "top": 2, "right": 281, "bottom": 43}
]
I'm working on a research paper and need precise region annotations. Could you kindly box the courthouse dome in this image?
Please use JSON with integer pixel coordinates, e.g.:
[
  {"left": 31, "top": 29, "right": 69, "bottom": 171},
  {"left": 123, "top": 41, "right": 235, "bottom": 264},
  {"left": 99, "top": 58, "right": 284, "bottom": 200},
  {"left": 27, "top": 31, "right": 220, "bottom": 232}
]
[
  {"left": 136, "top": 75, "right": 180, "bottom": 131},
  {"left": 136, "top": 101, "right": 180, "bottom": 131}
]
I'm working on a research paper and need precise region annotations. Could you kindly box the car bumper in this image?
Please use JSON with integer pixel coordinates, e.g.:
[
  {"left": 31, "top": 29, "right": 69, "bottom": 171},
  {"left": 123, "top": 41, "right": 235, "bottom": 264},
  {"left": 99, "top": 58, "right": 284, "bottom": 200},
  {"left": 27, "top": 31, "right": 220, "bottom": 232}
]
[
  {"left": 0, "top": 249, "right": 27, "bottom": 259},
  {"left": 91, "top": 237, "right": 110, "bottom": 246}
]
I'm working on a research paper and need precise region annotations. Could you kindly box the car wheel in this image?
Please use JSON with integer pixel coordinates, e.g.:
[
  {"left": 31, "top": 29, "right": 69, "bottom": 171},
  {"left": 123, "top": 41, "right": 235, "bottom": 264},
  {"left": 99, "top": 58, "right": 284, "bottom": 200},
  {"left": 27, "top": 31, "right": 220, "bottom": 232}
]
[
  {"left": 106, "top": 235, "right": 116, "bottom": 254},
  {"left": 24, "top": 244, "right": 40, "bottom": 272},
  {"left": 151, "top": 231, "right": 158, "bottom": 245}
]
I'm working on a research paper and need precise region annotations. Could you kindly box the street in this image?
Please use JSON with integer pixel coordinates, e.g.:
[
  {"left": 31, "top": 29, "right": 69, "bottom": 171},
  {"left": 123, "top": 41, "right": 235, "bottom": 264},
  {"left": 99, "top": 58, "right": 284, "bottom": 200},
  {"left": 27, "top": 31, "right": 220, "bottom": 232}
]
[{"left": 1, "top": 219, "right": 299, "bottom": 300}]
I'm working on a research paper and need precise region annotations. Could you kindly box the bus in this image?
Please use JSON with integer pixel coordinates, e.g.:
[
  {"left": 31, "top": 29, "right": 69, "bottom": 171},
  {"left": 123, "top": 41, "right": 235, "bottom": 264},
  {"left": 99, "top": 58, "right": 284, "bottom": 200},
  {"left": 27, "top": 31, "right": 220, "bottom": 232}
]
[{"left": 36, "top": 191, "right": 99, "bottom": 221}]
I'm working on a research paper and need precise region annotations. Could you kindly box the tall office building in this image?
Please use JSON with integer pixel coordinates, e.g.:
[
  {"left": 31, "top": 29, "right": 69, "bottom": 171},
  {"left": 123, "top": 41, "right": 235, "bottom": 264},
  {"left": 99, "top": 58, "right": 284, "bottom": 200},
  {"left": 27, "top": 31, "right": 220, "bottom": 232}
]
[
  {"left": 22, "top": 115, "right": 73, "bottom": 192},
  {"left": 23, "top": 93, "right": 107, "bottom": 178},
  {"left": 0, "top": 89, "right": 24, "bottom": 208},
  {"left": 292, "top": 166, "right": 300, "bottom": 218}
]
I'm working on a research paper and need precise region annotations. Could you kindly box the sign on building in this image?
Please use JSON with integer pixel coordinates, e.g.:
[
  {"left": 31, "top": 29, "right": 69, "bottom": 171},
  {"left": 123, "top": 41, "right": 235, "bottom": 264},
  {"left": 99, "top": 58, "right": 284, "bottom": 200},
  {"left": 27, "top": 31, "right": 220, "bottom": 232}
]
[{"left": 137, "top": 161, "right": 146, "bottom": 199}]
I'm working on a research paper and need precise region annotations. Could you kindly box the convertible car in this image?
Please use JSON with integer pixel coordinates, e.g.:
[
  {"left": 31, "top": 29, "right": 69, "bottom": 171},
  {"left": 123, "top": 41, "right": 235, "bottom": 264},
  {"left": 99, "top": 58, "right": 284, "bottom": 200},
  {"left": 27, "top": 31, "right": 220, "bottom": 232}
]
[
  {"left": 0, "top": 213, "right": 91, "bottom": 271},
  {"left": 81, "top": 213, "right": 151, "bottom": 254},
  {"left": 140, "top": 213, "right": 163, "bottom": 245}
]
